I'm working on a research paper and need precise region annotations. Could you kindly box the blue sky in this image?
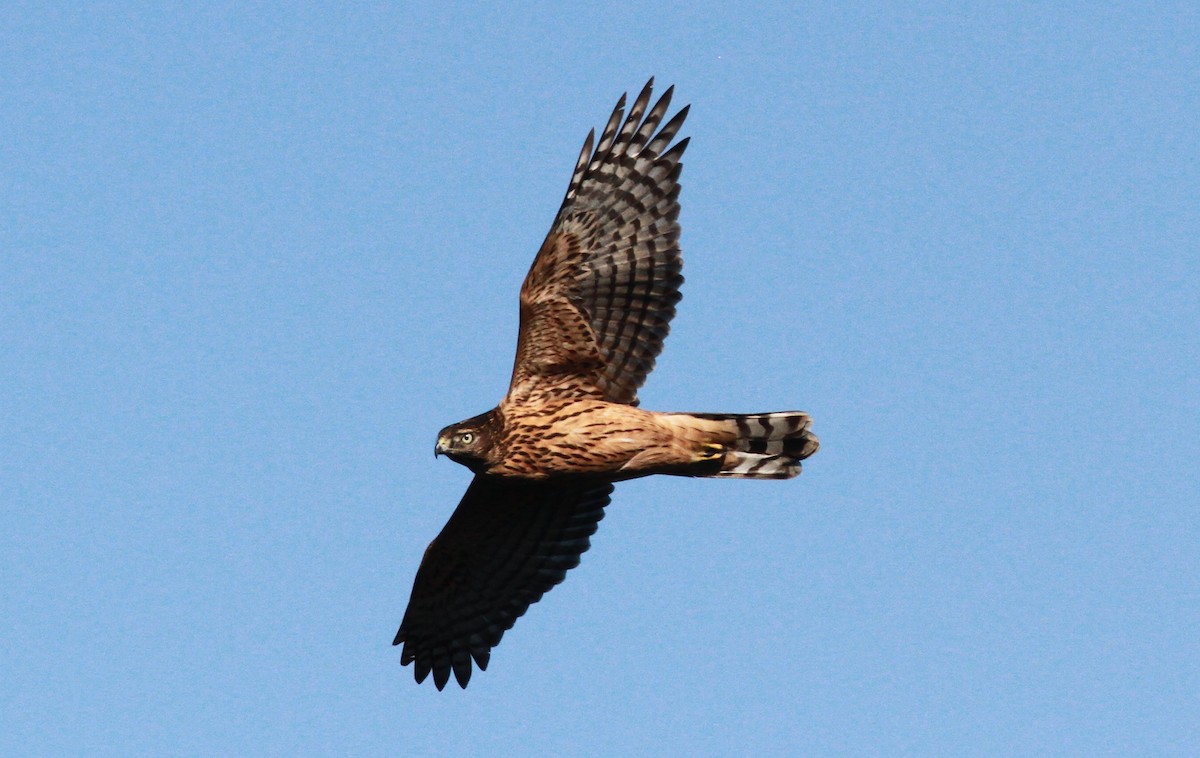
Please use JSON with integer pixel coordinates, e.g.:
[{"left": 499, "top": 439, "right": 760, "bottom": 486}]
[{"left": 3, "top": 2, "right": 1198, "bottom": 755}]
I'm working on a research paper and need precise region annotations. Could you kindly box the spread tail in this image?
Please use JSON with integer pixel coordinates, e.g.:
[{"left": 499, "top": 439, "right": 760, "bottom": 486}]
[{"left": 690, "top": 411, "right": 819, "bottom": 479}]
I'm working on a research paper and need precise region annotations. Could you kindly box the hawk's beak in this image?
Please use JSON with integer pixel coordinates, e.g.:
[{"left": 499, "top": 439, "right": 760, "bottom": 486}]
[{"left": 435, "top": 436, "right": 448, "bottom": 458}]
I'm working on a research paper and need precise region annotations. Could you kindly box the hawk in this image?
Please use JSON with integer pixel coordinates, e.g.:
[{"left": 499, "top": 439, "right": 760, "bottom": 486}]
[{"left": 395, "top": 80, "right": 819, "bottom": 689}]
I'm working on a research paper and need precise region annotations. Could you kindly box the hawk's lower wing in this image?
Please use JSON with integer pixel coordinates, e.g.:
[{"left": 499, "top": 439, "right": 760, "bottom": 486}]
[{"left": 394, "top": 474, "right": 614, "bottom": 690}]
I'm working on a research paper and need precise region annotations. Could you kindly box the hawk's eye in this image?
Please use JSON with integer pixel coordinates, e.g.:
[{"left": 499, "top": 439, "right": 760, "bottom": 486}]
[{"left": 459, "top": 432, "right": 475, "bottom": 445}]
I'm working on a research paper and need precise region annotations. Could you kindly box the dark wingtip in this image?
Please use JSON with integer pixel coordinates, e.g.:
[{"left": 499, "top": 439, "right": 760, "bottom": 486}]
[
  {"left": 414, "top": 656, "right": 432, "bottom": 685},
  {"left": 635, "top": 78, "right": 655, "bottom": 103},
  {"left": 453, "top": 662, "right": 472, "bottom": 689},
  {"left": 432, "top": 664, "right": 451, "bottom": 690}
]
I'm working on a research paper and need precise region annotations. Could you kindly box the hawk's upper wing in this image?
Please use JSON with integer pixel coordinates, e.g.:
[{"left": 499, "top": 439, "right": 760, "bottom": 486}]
[
  {"left": 508, "top": 79, "right": 690, "bottom": 406},
  {"left": 394, "top": 474, "right": 613, "bottom": 690}
]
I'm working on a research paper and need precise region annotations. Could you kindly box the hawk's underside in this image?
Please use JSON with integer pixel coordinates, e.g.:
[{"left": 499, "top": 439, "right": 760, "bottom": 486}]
[{"left": 395, "top": 80, "right": 819, "bottom": 690}]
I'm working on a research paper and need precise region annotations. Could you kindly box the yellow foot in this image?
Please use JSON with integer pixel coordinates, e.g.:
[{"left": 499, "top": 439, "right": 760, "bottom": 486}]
[{"left": 695, "top": 443, "right": 725, "bottom": 462}]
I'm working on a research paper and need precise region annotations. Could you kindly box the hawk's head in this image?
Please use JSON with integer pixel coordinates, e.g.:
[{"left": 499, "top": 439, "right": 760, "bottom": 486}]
[{"left": 435, "top": 411, "right": 499, "bottom": 473}]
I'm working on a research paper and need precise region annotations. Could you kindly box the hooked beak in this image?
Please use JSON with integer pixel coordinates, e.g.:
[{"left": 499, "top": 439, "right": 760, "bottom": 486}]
[{"left": 435, "top": 436, "right": 448, "bottom": 458}]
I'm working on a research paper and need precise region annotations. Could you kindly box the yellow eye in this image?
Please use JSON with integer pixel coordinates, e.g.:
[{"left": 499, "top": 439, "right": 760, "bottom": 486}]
[{"left": 459, "top": 432, "right": 475, "bottom": 445}]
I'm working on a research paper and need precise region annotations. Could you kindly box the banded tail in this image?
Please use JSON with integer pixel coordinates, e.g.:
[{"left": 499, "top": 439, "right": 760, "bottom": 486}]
[{"left": 692, "top": 411, "right": 819, "bottom": 479}]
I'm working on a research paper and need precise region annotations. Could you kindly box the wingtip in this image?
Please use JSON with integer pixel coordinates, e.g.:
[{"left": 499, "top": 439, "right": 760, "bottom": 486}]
[
  {"left": 635, "top": 78, "right": 655, "bottom": 102},
  {"left": 432, "top": 664, "right": 451, "bottom": 690}
]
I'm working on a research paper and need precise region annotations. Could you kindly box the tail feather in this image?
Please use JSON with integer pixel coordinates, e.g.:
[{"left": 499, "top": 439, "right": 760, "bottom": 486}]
[{"left": 690, "top": 411, "right": 818, "bottom": 480}]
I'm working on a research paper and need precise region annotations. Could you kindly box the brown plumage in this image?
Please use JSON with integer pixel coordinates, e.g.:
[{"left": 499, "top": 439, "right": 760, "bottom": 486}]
[{"left": 395, "top": 80, "right": 819, "bottom": 690}]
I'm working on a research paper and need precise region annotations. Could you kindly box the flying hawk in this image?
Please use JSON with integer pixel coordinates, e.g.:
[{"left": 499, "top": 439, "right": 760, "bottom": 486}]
[{"left": 395, "top": 80, "right": 819, "bottom": 689}]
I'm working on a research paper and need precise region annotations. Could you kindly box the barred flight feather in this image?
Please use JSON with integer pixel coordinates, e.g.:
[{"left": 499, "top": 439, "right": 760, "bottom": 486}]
[{"left": 551, "top": 78, "right": 689, "bottom": 405}]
